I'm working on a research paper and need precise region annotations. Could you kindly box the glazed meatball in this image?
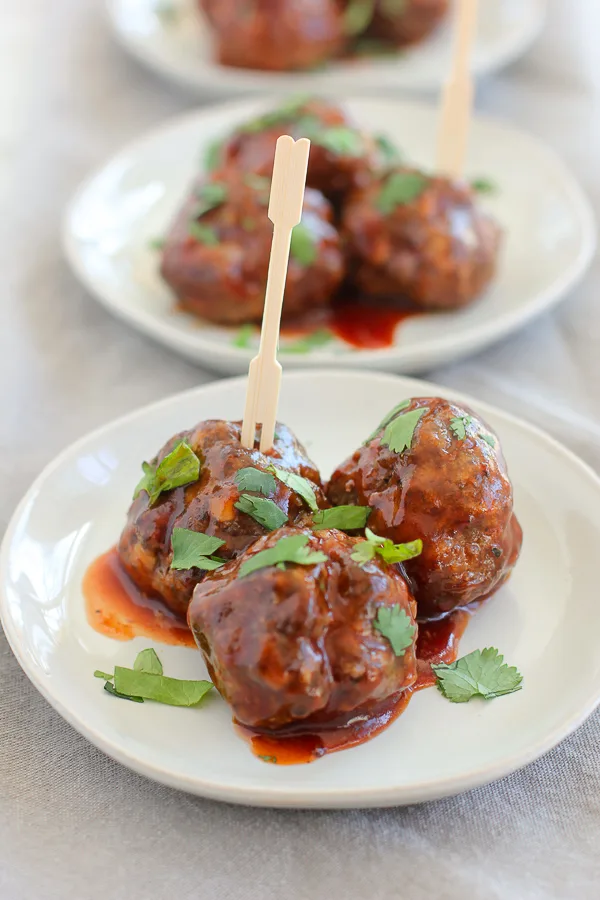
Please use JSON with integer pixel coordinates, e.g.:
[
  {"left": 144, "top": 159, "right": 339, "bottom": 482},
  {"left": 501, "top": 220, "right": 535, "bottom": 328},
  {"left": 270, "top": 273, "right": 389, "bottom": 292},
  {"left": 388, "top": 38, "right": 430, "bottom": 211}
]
[
  {"left": 118, "top": 421, "right": 326, "bottom": 619},
  {"left": 189, "top": 526, "right": 417, "bottom": 731},
  {"left": 327, "top": 398, "right": 523, "bottom": 619},
  {"left": 200, "top": 0, "right": 344, "bottom": 72},
  {"left": 364, "top": 0, "right": 449, "bottom": 47},
  {"left": 160, "top": 172, "right": 344, "bottom": 324},
  {"left": 342, "top": 167, "right": 501, "bottom": 310},
  {"left": 216, "top": 97, "right": 378, "bottom": 205}
]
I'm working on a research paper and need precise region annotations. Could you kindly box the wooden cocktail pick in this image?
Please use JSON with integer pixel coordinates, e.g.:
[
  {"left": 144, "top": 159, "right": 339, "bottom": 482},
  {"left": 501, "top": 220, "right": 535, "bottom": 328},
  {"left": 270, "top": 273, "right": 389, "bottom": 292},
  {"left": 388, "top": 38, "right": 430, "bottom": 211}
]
[
  {"left": 241, "top": 135, "right": 311, "bottom": 453},
  {"left": 436, "top": 0, "right": 479, "bottom": 178}
]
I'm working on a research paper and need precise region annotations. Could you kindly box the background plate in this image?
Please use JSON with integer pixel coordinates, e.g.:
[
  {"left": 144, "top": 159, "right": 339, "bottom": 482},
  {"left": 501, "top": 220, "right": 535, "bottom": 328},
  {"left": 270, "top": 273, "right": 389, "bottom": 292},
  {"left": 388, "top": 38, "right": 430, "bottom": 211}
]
[
  {"left": 2, "top": 370, "right": 600, "bottom": 808},
  {"left": 106, "top": 0, "right": 547, "bottom": 97},
  {"left": 64, "top": 96, "right": 596, "bottom": 374}
]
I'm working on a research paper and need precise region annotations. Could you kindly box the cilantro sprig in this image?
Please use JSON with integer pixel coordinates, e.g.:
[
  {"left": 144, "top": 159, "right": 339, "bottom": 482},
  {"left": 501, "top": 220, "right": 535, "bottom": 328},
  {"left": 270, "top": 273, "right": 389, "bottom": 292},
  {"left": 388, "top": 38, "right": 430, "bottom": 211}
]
[
  {"left": 351, "top": 528, "right": 422, "bottom": 566},
  {"left": 281, "top": 329, "right": 333, "bottom": 354},
  {"left": 267, "top": 465, "right": 319, "bottom": 512},
  {"left": 374, "top": 605, "right": 416, "bottom": 657},
  {"left": 170, "top": 528, "right": 226, "bottom": 571},
  {"left": 234, "top": 494, "right": 288, "bottom": 531},
  {"left": 312, "top": 505, "right": 371, "bottom": 531},
  {"left": 95, "top": 648, "right": 213, "bottom": 707},
  {"left": 381, "top": 407, "right": 428, "bottom": 454},
  {"left": 239, "top": 534, "right": 327, "bottom": 578},
  {"left": 432, "top": 648, "right": 523, "bottom": 703},
  {"left": 235, "top": 467, "right": 277, "bottom": 497},
  {"left": 133, "top": 441, "right": 201, "bottom": 507},
  {"left": 365, "top": 399, "right": 411, "bottom": 443},
  {"left": 450, "top": 415, "right": 473, "bottom": 440},
  {"left": 377, "top": 171, "right": 429, "bottom": 214},
  {"left": 290, "top": 222, "right": 318, "bottom": 266}
]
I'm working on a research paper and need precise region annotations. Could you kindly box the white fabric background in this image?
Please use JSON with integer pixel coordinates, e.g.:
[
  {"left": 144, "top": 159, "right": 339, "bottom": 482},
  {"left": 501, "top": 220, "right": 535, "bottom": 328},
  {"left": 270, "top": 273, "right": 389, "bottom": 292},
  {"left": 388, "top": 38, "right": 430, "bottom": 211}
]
[{"left": 1, "top": 1, "right": 599, "bottom": 897}]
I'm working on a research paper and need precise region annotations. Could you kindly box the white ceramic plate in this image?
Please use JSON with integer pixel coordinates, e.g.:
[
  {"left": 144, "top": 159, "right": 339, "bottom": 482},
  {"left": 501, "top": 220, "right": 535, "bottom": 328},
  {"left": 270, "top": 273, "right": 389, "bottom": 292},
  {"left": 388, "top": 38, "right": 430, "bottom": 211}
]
[
  {"left": 106, "top": 0, "right": 547, "bottom": 97},
  {"left": 2, "top": 370, "right": 600, "bottom": 808},
  {"left": 63, "top": 97, "right": 595, "bottom": 375}
]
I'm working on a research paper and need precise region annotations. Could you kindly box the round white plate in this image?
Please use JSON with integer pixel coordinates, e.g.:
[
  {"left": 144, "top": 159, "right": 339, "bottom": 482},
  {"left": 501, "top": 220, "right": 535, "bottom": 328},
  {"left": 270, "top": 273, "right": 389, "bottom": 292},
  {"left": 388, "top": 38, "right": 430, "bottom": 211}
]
[
  {"left": 2, "top": 370, "right": 600, "bottom": 808},
  {"left": 106, "top": 0, "right": 546, "bottom": 97},
  {"left": 63, "top": 96, "right": 595, "bottom": 375}
]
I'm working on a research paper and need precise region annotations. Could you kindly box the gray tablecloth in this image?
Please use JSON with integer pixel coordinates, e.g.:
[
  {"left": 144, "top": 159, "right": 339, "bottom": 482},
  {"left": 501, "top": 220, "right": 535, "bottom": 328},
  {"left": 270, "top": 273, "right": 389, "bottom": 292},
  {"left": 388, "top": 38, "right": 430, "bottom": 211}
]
[{"left": 2, "top": 1, "right": 600, "bottom": 898}]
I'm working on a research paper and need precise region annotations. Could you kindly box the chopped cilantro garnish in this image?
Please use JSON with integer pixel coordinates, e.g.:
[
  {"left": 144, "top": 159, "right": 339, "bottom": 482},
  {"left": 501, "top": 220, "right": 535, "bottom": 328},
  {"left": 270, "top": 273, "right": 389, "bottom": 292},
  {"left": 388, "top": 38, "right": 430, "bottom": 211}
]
[
  {"left": 133, "top": 441, "right": 200, "bottom": 506},
  {"left": 170, "top": 528, "right": 226, "bottom": 571},
  {"left": 377, "top": 171, "right": 429, "bottom": 214},
  {"left": 239, "top": 534, "right": 327, "bottom": 578},
  {"left": 432, "top": 648, "right": 523, "bottom": 703},
  {"left": 373, "top": 605, "right": 416, "bottom": 657}
]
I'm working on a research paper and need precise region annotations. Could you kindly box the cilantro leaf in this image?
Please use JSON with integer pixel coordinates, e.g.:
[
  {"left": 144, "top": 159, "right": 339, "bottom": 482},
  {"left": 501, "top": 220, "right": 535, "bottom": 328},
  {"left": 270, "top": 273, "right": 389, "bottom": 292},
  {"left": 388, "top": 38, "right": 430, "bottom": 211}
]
[
  {"left": 188, "top": 221, "right": 220, "bottom": 245},
  {"left": 148, "top": 237, "right": 166, "bottom": 251},
  {"left": 364, "top": 399, "right": 411, "bottom": 443},
  {"left": 114, "top": 667, "right": 214, "bottom": 707},
  {"left": 281, "top": 329, "right": 333, "bottom": 354},
  {"left": 351, "top": 528, "right": 422, "bottom": 566},
  {"left": 239, "top": 96, "right": 312, "bottom": 134},
  {"left": 314, "top": 126, "right": 364, "bottom": 158},
  {"left": 375, "top": 133, "right": 403, "bottom": 166},
  {"left": 94, "top": 670, "right": 114, "bottom": 681},
  {"left": 193, "top": 181, "right": 228, "bottom": 219},
  {"left": 204, "top": 137, "right": 224, "bottom": 172},
  {"left": 343, "top": 0, "right": 376, "bottom": 35},
  {"left": 258, "top": 754, "right": 278, "bottom": 764},
  {"left": 170, "top": 527, "right": 226, "bottom": 571},
  {"left": 471, "top": 177, "right": 498, "bottom": 195},
  {"left": 133, "top": 441, "right": 201, "bottom": 506},
  {"left": 481, "top": 434, "right": 496, "bottom": 448},
  {"left": 104, "top": 681, "right": 144, "bottom": 703},
  {"left": 373, "top": 605, "right": 416, "bottom": 656},
  {"left": 290, "top": 222, "right": 318, "bottom": 267},
  {"left": 377, "top": 171, "right": 429, "bottom": 215},
  {"left": 267, "top": 466, "right": 318, "bottom": 512},
  {"left": 239, "top": 534, "right": 327, "bottom": 578},
  {"left": 381, "top": 407, "right": 428, "bottom": 454},
  {"left": 312, "top": 505, "right": 371, "bottom": 531},
  {"left": 234, "top": 494, "right": 288, "bottom": 531},
  {"left": 133, "top": 648, "right": 164, "bottom": 676},
  {"left": 432, "top": 648, "right": 523, "bottom": 703},
  {"left": 235, "top": 467, "right": 277, "bottom": 497},
  {"left": 232, "top": 324, "right": 255, "bottom": 349},
  {"left": 450, "top": 415, "right": 473, "bottom": 440}
]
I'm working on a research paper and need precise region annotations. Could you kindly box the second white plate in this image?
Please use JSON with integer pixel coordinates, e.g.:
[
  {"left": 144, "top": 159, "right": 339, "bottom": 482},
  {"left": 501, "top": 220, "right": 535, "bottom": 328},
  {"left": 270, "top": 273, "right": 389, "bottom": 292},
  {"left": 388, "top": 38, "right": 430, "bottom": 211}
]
[
  {"left": 106, "top": 0, "right": 547, "bottom": 97},
  {"left": 63, "top": 96, "right": 595, "bottom": 375}
]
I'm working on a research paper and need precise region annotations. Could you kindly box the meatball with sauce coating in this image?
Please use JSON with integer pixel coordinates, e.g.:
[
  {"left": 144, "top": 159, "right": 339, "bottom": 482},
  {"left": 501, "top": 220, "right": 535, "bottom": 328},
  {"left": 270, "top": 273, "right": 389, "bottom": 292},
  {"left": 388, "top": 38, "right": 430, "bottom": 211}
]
[
  {"left": 160, "top": 172, "right": 344, "bottom": 324},
  {"left": 215, "top": 97, "right": 379, "bottom": 206},
  {"left": 118, "top": 421, "right": 326, "bottom": 619},
  {"left": 199, "top": 0, "right": 345, "bottom": 72},
  {"left": 363, "top": 0, "right": 449, "bottom": 47},
  {"left": 327, "top": 398, "right": 522, "bottom": 619},
  {"left": 341, "top": 167, "right": 501, "bottom": 310},
  {"left": 189, "top": 526, "right": 418, "bottom": 731}
]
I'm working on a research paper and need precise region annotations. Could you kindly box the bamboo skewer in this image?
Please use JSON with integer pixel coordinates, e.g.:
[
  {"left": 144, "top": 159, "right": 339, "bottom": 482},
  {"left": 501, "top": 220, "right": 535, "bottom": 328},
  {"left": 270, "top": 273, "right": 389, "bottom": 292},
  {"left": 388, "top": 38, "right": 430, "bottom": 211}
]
[
  {"left": 241, "top": 135, "right": 311, "bottom": 453},
  {"left": 436, "top": 0, "right": 479, "bottom": 178}
]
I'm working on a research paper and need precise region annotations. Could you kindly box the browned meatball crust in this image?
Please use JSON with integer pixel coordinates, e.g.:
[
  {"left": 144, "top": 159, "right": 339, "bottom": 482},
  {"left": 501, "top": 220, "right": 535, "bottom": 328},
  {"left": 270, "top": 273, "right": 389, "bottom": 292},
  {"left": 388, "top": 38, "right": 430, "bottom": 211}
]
[
  {"left": 118, "top": 421, "right": 326, "bottom": 619},
  {"left": 342, "top": 167, "right": 501, "bottom": 310},
  {"left": 366, "top": 0, "right": 449, "bottom": 46},
  {"left": 217, "top": 98, "right": 378, "bottom": 205},
  {"left": 327, "top": 398, "right": 523, "bottom": 619},
  {"left": 189, "top": 526, "right": 417, "bottom": 731},
  {"left": 160, "top": 172, "right": 344, "bottom": 324},
  {"left": 200, "top": 0, "right": 345, "bottom": 72}
]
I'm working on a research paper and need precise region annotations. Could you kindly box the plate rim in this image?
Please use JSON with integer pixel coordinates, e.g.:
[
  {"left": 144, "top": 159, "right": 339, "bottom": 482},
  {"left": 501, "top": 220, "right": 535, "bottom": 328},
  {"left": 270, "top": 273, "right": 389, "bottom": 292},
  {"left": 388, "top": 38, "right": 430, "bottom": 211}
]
[
  {"left": 104, "top": 0, "right": 548, "bottom": 96},
  {"left": 3, "top": 368, "right": 600, "bottom": 808},
  {"left": 62, "top": 95, "right": 597, "bottom": 374}
]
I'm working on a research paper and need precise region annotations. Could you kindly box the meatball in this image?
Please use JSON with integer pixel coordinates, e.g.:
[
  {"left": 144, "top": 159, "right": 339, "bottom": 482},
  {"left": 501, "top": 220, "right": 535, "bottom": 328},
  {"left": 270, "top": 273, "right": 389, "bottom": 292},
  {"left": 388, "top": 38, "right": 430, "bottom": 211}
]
[
  {"left": 341, "top": 167, "right": 501, "bottom": 310},
  {"left": 199, "top": 0, "right": 344, "bottom": 72},
  {"left": 160, "top": 172, "right": 344, "bottom": 324},
  {"left": 327, "top": 398, "right": 523, "bottom": 619},
  {"left": 189, "top": 526, "right": 417, "bottom": 731},
  {"left": 216, "top": 97, "right": 378, "bottom": 205},
  {"left": 364, "top": 0, "right": 449, "bottom": 47},
  {"left": 118, "top": 421, "right": 326, "bottom": 619}
]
